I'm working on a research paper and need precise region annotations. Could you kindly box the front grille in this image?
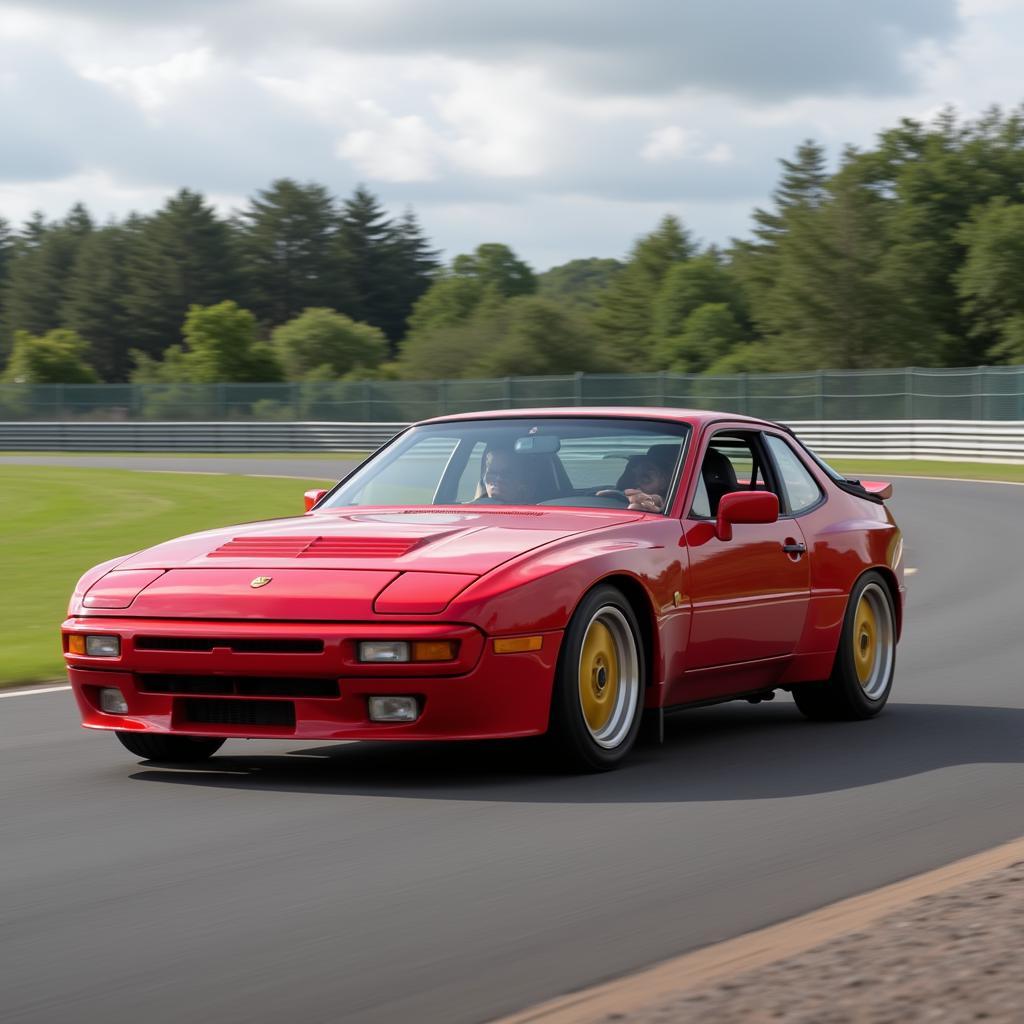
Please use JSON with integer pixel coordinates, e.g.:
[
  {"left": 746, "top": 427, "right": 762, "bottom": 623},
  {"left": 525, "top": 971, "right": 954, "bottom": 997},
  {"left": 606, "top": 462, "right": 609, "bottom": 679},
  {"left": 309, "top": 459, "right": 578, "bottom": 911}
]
[
  {"left": 140, "top": 675, "right": 338, "bottom": 698},
  {"left": 134, "top": 636, "right": 324, "bottom": 654},
  {"left": 182, "top": 698, "right": 296, "bottom": 727}
]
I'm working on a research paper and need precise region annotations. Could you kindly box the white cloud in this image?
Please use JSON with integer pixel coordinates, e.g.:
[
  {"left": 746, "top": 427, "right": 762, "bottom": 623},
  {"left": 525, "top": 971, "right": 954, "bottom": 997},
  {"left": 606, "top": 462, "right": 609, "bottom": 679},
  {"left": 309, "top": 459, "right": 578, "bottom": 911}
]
[
  {"left": 338, "top": 112, "right": 440, "bottom": 183},
  {"left": 1, "top": 0, "right": 1022, "bottom": 268},
  {"left": 641, "top": 127, "right": 696, "bottom": 163},
  {"left": 81, "top": 47, "right": 213, "bottom": 113},
  {"left": 703, "top": 142, "right": 735, "bottom": 164}
]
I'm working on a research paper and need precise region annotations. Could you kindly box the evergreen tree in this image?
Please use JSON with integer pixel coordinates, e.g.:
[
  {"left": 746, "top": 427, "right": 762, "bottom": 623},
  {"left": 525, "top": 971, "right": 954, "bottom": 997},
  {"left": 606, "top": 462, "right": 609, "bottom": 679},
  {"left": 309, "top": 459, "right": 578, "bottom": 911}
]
[
  {"left": 380, "top": 209, "right": 441, "bottom": 345},
  {"left": 334, "top": 185, "right": 394, "bottom": 330},
  {"left": 750, "top": 139, "right": 828, "bottom": 247},
  {"left": 63, "top": 224, "right": 133, "bottom": 381},
  {"left": 122, "top": 189, "right": 241, "bottom": 360},
  {"left": 236, "top": 179, "right": 340, "bottom": 326},
  {"left": 592, "top": 214, "right": 695, "bottom": 368},
  {"left": 1, "top": 206, "right": 94, "bottom": 359},
  {"left": 956, "top": 198, "right": 1024, "bottom": 362},
  {"left": 0, "top": 217, "right": 15, "bottom": 353},
  {"left": 732, "top": 140, "right": 828, "bottom": 334},
  {"left": 760, "top": 153, "right": 928, "bottom": 369}
]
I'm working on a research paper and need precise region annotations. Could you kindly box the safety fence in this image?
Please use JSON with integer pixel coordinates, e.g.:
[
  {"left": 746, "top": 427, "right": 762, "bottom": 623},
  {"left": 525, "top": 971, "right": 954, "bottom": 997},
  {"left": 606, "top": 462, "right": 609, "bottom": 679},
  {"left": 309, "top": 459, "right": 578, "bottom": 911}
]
[
  {"left": 3, "top": 419, "right": 1024, "bottom": 462},
  {"left": 2, "top": 365, "right": 1023, "bottom": 423}
]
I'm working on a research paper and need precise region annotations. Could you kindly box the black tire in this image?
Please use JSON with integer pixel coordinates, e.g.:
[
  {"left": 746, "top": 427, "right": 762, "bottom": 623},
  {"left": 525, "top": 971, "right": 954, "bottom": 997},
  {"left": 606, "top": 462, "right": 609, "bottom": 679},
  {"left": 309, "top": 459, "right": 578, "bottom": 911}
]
[
  {"left": 547, "top": 585, "right": 646, "bottom": 772},
  {"left": 792, "top": 571, "right": 896, "bottom": 721},
  {"left": 115, "top": 732, "right": 225, "bottom": 762}
]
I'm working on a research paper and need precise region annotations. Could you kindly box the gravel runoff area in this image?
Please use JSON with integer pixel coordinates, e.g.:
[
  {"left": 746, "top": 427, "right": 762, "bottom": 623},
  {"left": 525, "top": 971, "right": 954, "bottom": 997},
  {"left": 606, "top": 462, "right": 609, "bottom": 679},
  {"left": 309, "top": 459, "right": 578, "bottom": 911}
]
[
  {"left": 619, "top": 863, "right": 1024, "bottom": 1023},
  {"left": 501, "top": 841, "right": 1024, "bottom": 1024}
]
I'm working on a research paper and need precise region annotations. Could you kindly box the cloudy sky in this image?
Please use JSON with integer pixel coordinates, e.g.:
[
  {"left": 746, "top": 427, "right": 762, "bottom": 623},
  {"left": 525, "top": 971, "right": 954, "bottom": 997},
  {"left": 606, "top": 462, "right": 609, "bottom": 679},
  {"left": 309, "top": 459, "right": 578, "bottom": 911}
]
[{"left": 0, "top": 0, "right": 1021, "bottom": 268}]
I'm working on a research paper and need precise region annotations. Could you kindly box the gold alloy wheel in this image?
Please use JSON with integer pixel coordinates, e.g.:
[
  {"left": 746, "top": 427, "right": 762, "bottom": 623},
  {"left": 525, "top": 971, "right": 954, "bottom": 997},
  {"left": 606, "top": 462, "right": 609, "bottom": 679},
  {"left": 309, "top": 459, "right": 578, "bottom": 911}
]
[
  {"left": 576, "top": 606, "right": 640, "bottom": 749},
  {"left": 851, "top": 582, "right": 895, "bottom": 700}
]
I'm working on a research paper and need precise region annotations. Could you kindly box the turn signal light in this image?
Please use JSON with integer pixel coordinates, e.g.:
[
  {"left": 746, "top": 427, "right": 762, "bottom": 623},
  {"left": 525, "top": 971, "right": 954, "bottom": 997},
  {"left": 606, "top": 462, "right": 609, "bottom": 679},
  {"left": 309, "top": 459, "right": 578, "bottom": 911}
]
[
  {"left": 493, "top": 635, "right": 544, "bottom": 654},
  {"left": 68, "top": 635, "right": 86, "bottom": 655},
  {"left": 411, "top": 640, "right": 457, "bottom": 662}
]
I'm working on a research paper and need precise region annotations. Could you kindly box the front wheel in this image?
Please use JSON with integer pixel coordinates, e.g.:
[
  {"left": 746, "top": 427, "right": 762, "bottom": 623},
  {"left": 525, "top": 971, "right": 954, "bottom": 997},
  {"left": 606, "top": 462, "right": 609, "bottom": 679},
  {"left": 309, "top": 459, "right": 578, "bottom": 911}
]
[
  {"left": 548, "top": 585, "right": 645, "bottom": 771},
  {"left": 792, "top": 571, "right": 896, "bottom": 721},
  {"left": 116, "top": 732, "right": 225, "bottom": 763}
]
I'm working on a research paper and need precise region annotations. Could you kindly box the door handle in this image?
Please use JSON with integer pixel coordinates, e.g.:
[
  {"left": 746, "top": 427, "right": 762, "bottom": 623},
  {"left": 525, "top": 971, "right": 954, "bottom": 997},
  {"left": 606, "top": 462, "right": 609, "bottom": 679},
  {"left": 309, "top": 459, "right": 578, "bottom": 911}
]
[{"left": 782, "top": 541, "right": 807, "bottom": 555}]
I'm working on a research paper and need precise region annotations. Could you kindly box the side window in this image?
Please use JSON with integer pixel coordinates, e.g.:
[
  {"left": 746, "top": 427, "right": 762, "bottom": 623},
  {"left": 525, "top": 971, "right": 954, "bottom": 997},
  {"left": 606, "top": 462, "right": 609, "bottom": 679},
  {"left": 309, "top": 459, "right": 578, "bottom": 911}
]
[
  {"left": 690, "top": 434, "right": 765, "bottom": 517},
  {"left": 765, "top": 435, "right": 822, "bottom": 514},
  {"left": 455, "top": 441, "right": 488, "bottom": 502}
]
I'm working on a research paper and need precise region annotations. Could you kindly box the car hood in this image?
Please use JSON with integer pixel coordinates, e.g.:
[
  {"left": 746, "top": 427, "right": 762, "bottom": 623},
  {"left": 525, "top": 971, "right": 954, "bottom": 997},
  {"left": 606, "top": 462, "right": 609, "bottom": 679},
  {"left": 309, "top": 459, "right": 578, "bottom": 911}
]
[
  {"left": 78, "top": 508, "right": 641, "bottom": 620},
  {"left": 114, "top": 507, "right": 642, "bottom": 576}
]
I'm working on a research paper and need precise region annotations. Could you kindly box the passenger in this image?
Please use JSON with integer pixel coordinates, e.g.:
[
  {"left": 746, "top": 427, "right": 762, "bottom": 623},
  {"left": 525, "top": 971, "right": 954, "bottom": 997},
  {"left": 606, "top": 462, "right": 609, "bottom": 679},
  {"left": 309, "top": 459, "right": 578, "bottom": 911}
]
[
  {"left": 599, "top": 454, "right": 670, "bottom": 512},
  {"left": 475, "top": 447, "right": 532, "bottom": 504}
]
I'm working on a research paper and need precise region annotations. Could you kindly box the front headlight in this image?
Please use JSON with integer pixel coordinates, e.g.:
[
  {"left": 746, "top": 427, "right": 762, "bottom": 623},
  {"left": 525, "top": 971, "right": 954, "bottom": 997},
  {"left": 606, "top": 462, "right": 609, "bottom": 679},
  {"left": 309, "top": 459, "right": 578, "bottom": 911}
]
[{"left": 358, "top": 641, "right": 410, "bottom": 663}]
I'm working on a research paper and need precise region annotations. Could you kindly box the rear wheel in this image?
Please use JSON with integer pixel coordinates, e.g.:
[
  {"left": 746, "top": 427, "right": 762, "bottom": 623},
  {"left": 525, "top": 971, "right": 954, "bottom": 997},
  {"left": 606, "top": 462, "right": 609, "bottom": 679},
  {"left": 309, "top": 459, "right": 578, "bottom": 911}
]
[
  {"left": 792, "top": 571, "right": 896, "bottom": 721},
  {"left": 548, "top": 585, "right": 645, "bottom": 771},
  {"left": 115, "top": 732, "right": 225, "bottom": 763}
]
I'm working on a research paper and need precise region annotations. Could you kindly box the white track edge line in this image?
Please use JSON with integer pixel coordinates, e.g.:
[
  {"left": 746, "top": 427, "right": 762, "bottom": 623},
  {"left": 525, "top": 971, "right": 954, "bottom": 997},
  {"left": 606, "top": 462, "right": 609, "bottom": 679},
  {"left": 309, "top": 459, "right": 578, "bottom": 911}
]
[{"left": 0, "top": 684, "right": 71, "bottom": 699}]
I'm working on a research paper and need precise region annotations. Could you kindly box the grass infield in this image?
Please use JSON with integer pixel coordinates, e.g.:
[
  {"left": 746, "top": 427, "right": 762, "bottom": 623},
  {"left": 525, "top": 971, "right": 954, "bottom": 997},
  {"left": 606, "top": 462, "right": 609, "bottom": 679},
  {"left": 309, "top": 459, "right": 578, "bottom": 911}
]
[
  {"left": 0, "top": 466, "right": 332, "bottom": 687},
  {"left": 828, "top": 459, "right": 1024, "bottom": 484}
]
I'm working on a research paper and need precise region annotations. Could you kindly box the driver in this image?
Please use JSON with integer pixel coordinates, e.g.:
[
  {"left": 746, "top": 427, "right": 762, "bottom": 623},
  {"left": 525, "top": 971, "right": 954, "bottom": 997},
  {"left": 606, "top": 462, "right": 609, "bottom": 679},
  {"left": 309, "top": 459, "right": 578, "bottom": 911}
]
[
  {"left": 599, "top": 455, "right": 669, "bottom": 513},
  {"left": 475, "top": 446, "right": 531, "bottom": 504}
]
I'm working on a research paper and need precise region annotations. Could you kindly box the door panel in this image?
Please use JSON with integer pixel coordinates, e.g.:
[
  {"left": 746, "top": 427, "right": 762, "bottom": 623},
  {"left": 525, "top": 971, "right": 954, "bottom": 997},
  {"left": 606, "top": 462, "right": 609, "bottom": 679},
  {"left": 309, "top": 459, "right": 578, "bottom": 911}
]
[{"left": 682, "top": 519, "right": 811, "bottom": 670}]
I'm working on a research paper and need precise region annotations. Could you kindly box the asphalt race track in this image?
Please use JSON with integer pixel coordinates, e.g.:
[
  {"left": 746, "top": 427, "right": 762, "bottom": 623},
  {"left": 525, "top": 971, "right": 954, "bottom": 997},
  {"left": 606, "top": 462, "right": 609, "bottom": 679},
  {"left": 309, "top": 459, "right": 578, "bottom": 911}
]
[{"left": 2, "top": 465, "right": 1023, "bottom": 1024}]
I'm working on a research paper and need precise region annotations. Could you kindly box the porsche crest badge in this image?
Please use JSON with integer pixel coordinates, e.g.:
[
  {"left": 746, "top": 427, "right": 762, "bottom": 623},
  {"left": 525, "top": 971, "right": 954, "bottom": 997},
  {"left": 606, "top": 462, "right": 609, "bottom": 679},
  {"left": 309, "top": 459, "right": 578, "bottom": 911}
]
[{"left": 250, "top": 576, "right": 273, "bottom": 588}]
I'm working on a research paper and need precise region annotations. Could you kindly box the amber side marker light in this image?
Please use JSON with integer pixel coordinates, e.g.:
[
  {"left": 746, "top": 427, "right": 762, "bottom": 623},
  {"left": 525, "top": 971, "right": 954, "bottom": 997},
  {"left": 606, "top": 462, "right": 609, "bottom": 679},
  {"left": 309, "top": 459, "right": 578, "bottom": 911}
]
[{"left": 493, "top": 636, "right": 544, "bottom": 654}]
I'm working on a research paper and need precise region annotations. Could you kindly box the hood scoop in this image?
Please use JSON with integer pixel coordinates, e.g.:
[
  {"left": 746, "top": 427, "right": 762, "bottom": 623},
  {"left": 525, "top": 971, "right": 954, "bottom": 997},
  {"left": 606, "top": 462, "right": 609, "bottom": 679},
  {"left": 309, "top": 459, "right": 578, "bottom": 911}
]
[{"left": 208, "top": 535, "right": 421, "bottom": 559}]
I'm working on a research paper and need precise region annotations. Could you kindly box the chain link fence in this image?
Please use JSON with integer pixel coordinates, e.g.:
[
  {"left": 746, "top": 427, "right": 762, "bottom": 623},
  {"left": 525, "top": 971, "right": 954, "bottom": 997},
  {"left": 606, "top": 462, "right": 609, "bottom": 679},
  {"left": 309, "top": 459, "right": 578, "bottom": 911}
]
[{"left": 2, "top": 365, "right": 1023, "bottom": 423}]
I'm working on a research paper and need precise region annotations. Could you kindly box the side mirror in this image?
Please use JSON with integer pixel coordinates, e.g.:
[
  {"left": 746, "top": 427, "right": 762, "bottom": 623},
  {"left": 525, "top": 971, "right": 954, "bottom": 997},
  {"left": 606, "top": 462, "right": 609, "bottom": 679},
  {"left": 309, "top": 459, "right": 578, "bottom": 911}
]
[
  {"left": 304, "top": 488, "right": 328, "bottom": 512},
  {"left": 716, "top": 491, "right": 779, "bottom": 541}
]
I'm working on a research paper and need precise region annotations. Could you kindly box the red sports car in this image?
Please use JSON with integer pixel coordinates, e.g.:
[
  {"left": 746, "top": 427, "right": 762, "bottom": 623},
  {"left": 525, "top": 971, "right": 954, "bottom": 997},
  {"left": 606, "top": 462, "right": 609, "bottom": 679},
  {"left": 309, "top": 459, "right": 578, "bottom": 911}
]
[{"left": 63, "top": 409, "right": 904, "bottom": 771}]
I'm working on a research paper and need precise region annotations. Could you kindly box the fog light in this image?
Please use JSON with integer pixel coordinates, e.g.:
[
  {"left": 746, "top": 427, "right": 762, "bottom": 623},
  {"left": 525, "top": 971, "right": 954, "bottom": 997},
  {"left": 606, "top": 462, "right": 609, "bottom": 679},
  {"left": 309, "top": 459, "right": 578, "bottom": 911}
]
[
  {"left": 368, "top": 696, "right": 419, "bottom": 722},
  {"left": 85, "top": 635, "right": 120, "bottom": 657},
  {"left": 359, "top": 641, "right": 410, "bottom": 663},
  {"left": 99, "top": 687, "right": 129, "bottom": 714}
]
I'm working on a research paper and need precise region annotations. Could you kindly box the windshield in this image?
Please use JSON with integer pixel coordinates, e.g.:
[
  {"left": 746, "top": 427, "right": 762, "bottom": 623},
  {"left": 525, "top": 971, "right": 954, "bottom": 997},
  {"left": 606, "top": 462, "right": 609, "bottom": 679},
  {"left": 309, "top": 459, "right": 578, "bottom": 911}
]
[{"left": 322, "top": 417, "right": 691, "bottom": 514}]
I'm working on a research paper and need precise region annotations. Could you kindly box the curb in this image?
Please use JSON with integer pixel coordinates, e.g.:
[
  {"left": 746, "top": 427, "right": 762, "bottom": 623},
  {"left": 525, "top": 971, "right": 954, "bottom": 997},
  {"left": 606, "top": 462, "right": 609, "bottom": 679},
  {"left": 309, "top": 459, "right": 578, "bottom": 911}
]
[{"left": 494, "top": 834, "right": 1024, "bottom": 1023}]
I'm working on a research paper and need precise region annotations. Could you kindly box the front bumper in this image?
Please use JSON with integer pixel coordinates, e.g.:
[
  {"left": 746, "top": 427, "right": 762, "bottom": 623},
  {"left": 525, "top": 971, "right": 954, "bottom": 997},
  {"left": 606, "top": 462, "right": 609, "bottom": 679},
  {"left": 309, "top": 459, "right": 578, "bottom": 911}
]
[{"left": 62, "top": 618, "right": 562, "bottom": 741}]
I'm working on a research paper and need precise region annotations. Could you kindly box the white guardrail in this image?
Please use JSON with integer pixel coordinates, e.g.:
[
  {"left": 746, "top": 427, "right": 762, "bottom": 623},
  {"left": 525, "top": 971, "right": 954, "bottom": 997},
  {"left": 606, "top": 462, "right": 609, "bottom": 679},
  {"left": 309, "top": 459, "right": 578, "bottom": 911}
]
[{"left": 1, "top": 418, "right": 1023, "bottom": 462}]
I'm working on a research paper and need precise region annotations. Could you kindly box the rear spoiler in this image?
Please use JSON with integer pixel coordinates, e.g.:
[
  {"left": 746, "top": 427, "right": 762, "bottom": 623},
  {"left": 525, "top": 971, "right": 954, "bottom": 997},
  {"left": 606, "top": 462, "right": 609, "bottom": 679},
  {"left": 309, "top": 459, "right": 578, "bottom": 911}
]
[{"left": 859, "top": 480, "right": 894, "bottom": 500}]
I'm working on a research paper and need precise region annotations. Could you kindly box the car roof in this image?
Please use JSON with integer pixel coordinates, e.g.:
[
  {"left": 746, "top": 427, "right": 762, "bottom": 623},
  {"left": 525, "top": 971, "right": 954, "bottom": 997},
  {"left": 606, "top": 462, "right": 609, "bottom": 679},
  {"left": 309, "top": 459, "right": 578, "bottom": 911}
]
[{"left": 419, "top": 406, "right": 778, "bottom": 430}]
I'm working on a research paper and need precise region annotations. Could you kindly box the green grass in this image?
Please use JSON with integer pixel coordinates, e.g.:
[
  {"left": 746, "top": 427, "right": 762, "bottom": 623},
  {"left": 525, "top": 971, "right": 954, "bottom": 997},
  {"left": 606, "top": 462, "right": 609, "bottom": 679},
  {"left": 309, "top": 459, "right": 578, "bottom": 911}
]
[
  {"left": 828, "top": 459, "right": 1024, "bottom": 484},
  {"left": 0, "top": 466, "right": 332, "bottom": 687}
]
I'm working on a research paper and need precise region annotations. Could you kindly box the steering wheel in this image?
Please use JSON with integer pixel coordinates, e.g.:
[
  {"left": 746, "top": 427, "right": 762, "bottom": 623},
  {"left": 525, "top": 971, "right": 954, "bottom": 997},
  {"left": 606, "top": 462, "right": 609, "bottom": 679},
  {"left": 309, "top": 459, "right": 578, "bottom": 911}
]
[{"left": 592, "top": 488, "right": 629, "bottom": 505}]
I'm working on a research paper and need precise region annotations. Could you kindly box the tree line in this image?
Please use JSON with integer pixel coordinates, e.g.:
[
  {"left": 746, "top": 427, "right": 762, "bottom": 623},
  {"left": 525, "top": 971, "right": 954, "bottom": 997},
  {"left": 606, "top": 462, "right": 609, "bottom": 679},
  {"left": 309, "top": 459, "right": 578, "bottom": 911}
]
[{"left": 3, "top": 105, "right": 1024, "bottom": 387}]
